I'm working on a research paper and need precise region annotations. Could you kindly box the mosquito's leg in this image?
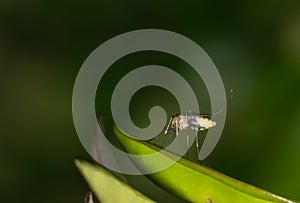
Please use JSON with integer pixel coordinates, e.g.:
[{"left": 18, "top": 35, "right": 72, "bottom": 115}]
[
  {"left": 195, "top": 130, "right": 199, "bottom": 155},
  {"left": 148, "top": 131, "right": 164, "bottom": 142},
  {"left": 162, "top": 132, "right": 173, "bottom": 147},
  {"left": 176, "top": 119, "right": 179, "bottom": 137},
  {"left": 164, "top": 117, "right": 173, "bottom": 134},
  {"left": 196, "top": 130, "right": 202, "bottom": 165},
  {"left": 195, "top": 130, "right": 202, "bottom": 165},
  {"left": 149, "top": 117, "right": 173, "bottom": 144},
  {"left": 186, "top": 133, "right": 189, "bottom": 159},
  {"left": 150, "top": 117, "right": 171, "bottom": 142}
]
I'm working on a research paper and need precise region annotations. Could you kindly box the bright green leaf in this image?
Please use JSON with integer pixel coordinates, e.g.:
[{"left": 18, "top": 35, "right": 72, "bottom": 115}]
[
  {"left": 75, "top": 159, "right": 156, "bottom": 203},
  {"left": 115, "top": 126, "right": 298, "bottom": 203}
]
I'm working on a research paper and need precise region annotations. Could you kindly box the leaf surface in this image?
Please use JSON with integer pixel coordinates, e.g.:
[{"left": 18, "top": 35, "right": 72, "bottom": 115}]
[
  {"left": 75, "top": 159, "right": 156, "bottom": 203},
  {"left": 115, "top": 126, "right": 297, "bottom": 203}
]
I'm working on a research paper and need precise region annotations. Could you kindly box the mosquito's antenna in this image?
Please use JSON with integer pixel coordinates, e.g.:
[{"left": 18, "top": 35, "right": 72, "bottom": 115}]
[
  {"left": 212, "top": 110, "right": 223, "bottom": 116},
  {"left": 164, "top": 117, "right": 173, "bottom": 134}
]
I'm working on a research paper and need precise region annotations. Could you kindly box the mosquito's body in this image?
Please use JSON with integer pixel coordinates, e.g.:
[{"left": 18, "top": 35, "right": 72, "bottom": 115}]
[
  {"left": 164, "top": 111, "right": 216, "bottom": 158},
  {"left": 164, "top": 112, "right": 216, "bottom": 135}
]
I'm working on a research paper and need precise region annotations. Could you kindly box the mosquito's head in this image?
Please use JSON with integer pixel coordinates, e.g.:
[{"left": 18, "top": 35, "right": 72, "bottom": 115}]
[
  {"left": 210, "top": 120, "right": 216, "bottom": 128},
  {"left": 203, "top": 117, "right": 216, "bottom": 128},
  {"left": 197, "top": 116, "right": 216, "bottom": 130}
]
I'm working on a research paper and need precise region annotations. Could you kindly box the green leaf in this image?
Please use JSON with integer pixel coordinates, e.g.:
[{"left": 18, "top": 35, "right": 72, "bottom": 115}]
[
  {"left": 75, "top": 159, "right": 156, "bottom": 203},
  {"left": 115, "top": 126, "right": 298, "bottom": 203}
]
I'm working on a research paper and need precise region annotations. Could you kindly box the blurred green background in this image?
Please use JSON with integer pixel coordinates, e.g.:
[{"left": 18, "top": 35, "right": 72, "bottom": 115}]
[{"left": 1, "top": 0, "right": 300, "bottom": 202}]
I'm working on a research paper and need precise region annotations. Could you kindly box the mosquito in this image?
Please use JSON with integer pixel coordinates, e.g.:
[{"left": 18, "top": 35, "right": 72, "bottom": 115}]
[{"left": 164, "top": 111, "right": 216, "bottom": 158}]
